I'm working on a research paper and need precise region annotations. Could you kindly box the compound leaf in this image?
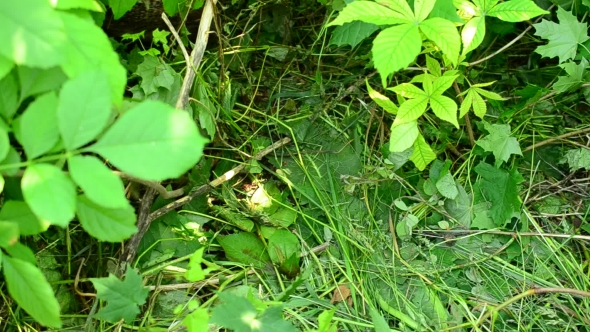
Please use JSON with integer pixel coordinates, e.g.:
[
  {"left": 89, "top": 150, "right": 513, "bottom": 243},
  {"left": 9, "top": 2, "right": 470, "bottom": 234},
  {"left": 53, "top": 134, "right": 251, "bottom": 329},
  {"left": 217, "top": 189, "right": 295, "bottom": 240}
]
[
  {"left": 429, "top": 95, "right": 458, "bottom": 128},
  {"left": 552, "top": 59, "right": 588, "bottom": 93}
]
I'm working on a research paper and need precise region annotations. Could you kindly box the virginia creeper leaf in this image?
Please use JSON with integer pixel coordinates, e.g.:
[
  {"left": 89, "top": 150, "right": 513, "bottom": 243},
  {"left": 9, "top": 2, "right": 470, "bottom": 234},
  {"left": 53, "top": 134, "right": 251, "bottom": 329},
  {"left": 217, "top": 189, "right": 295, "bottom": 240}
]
[
  {"left": 367, "top": 83, "right": 398, "bottom": 114},
  {"left": 420, "top": 18, "right": 461, "bottom": 65},
  {"left": 18, "top": 66, "right": 67, "bottom": 102},
  {"left": 410, "top": 134, "right": 436, "bottom": 170},
  {"left": 373, "top": 24, "right": 421, "bottom": 84},
  {"left": 414, "top": 0, "right": 436, "bottom": 22},
  {"left": 330, "top": 21, "right": 379, "bottom": 48},
  {"left": 108, "top": 0, "right": 138, "bottom": 20},
  {"left": 462, "top": 16, "right": 486, "bottom": 55},
  {"left": 429, "top": 95, "right": 458, "bottom": 128},
  {"left": 0, "top": 55, "right": 14, "bottom": 81},
  {"left": 328, "top": 1, "right": 412, "bottom": 26},
  {"left": 389, "top": 121, "right": 419, "bottom": 152},
  {"left": 487, "top": 0, "right": 548, "bottom": 22},
  {"left": 88, "top": 100, "right": 207, "bottom": 181},
  {"left": 393, "top": 96, "right": 429, "bottom": 125},
  {"left": 22, "top": 164, "right": 76, "bottom": 227}
]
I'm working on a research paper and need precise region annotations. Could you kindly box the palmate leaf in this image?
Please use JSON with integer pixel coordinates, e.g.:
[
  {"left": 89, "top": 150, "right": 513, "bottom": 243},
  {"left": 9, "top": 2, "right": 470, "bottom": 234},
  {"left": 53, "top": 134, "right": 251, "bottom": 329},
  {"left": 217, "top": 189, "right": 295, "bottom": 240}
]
[
  {"left": 390, "top": 121, "right": 419, "bottom": 152},
  {"left": 87, "top": 100, "right": 207, "bottom": 181},
  {"left": 2, "top": 256, "right": 61, "bottom": 328},
  {"left": 474, "top": 162, "right": 523, "bottom": 226},
  {"left": 534, "top": 7, "right": 589, "bottom": 64},
  {"left": 410, "top": 134, "right": 436, "bottom": 170},
  {"left": 476, "top": 122, "right": 522, "bottom": 166},
  {"left": 552, "top": 59, "right": 588, "bottom": 93},
  {"left": 328, "top": 1, "right": 412, "bottom": 26},
  {"left": 462, "top": 16, "right": 486, "bottom": 55},
  {"left": 373, "top": 24, "right": 421, "bottom": 85},
  {"left": 0, "top": 0, "right": 66, "bottom": 68},
  {"left": 487, "top": 0, "right": 548, "bottom": 22},
  {"left": 420, "top": 18, "right": 461, "bottom": 65},
  {"left": 91, "top": 268, "right": 149, "bottom": 323}
]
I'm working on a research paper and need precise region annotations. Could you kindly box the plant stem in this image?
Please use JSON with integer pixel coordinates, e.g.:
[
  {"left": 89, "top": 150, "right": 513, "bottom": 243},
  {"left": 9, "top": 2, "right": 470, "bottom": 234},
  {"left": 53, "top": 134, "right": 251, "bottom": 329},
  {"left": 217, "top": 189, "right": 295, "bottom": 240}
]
[{"left": 452, "top": 81, "right": 475, "bottom": 146}]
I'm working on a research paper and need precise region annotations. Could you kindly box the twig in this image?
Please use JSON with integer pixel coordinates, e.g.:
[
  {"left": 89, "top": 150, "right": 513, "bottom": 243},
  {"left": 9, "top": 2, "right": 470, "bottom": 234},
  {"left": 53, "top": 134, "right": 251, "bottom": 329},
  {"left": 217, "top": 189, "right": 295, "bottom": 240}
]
[
  {"left": 452, "top": 81, "right": 475, "bottom": 146},
  {"left": 161, "top": 12, "right": 191, "bottom": 67},
  {"left": 522, "top": 127, "right": 590, "bottom": 153},
  {"left": 148, "top": 137, "right": 292, "bottom": 222},
  {"left": 120, "top": 188, "right": 157, "bottom": 270},
  {"left": 116, "top": 172, "right": 185, "bottom": 199},
  {"left": 176, "top": 0, "right": 218, "bottom": 110}
]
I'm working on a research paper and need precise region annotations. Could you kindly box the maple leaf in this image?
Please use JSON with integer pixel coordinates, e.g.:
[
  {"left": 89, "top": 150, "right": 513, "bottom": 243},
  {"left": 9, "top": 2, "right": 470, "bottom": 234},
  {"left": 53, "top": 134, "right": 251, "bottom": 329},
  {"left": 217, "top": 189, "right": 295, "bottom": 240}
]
[
  {"left": 474, "top": 162, "right": 523, "bottom": 226},
  {"left": 476, "top": 121, "right": 522, "bottom": 166},
  {"left": 553, "top": 58, "right": 590, "bottom": 93},
  {"left": 90, "top": 268, "right": 149, "bottom": 323},
  {"left": 534, "top": 7, "right": 589, "bottom": 64}
]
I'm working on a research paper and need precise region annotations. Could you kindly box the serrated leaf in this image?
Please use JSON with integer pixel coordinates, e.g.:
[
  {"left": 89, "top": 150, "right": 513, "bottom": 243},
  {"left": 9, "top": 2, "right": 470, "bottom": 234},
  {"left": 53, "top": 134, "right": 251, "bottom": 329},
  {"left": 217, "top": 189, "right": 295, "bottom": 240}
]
[
  {"left": 68, "top": 156, "right": 128, "bottom": 209},
  {"left": 390, "top": 121, "right": 419, "bottom": 152},
  {"left": 76, "top": 195, "right": 136, "bottom": 242},
  {"left": 91, "top": 268, "right": 149, "bottom": 323},
  {"left": 0, "top": 0, "right": 66, "bottom": 68},
  {"left": 379, "top": 0, "right": 415, "bottom": 19},
  {"left": 18, "top": 92, "right": 59, "bottom": 159},
  {"left": 429, "top": 95, "right": 458, "bottom": 128},
  {"left": 87, "top": 100, "right": 207, "bottom": 181},
  {"left": 22, "top": 163, "right": 76, "bottom": 227},
  {"left": 367, "top": 83, "right": 398, "bottom": 114},
  {"left": 476, "top": 121, "right": 522, "bottom": 166},
  {"left": 415, "top": 0, "right": 436, "bottom": 22},
  {"left": 2, "top": 256, "right": 61, "bottom": 328},
  {"left": 429, "top": 0, "right": 463, "bottom": 23},
  {"left": 328, "top": 1, "right": 412, "bottom": 26},
  {"left": 410, "top": 134, "right": 436, "bottom": 170},
  {"left": 373, "top": 24, "right": 421, "bottom": 84},
  {"left": 58, "top": 70, "right": 111, "bottom": 150},
  {"left": 552, "top": 59, "right": 587, "bottom": 93},
  {"left": 436, "top": 172, "right": 458, "bottom": 199},
  {"left": 420, "top": 18, "right": 461, "bottom": 65},
  {"left": 0, "top": 55, "right": 13, "bottom": 81},
  {"left": 330, "top": 21, "right": 379, "bottom": 48},
  {"left": 59, "top": 12, "right": 126, "bottom": 105},
  {"left": 431, "top": 75, "right": 458, "bottom": 95},
  {"left": 108, "top": 0, "right": 138, "bottom": 20},
  {"left": 425, "top": 55, "right": 441, "bottom": 77},
  {"left": 487, "top": 0, "right": 548, "bottom": 22},
  {"left": 217, "top": 233, "right": 270, "bottom": 268},
  {"left": 474, "top": 162, "right": 523, "bottom": 225},
  {"left": 461, "top": 16, "right": 486, "bottom": 55},
  {"left": 0, "top": 201, "right": 48, "bottom": 236},
  {"left": 136, "top": 56, "right": 175, "bottom": 96},
  {"left": 474, "top": 87, "right": 505, "bottom": 100},
  {"left": 534, "top": 7, "right": 589, "bottom": 63},
  {"left": 393, "top": 96, "right": 429, "bottom": 125},
  {"left": 185, "top": 247, "right": 217, "bottom": 282},
  {"left": 560, "top": 148, "right": 590, "bottom": 171},
  {"left": 471, "top": 89, "right": 487, "bottom": 118},
  {"left": 390, "top": 83, "right": 427, "bottom": 99},
  {"left": 182, "top": 307, "right": 209, "bottom": 332},
  {"left": 444, "top": 181, "right": 472, "bottom": 227},
  {"left": 18, "top": 66, "right": 67, "bottom": 102}
]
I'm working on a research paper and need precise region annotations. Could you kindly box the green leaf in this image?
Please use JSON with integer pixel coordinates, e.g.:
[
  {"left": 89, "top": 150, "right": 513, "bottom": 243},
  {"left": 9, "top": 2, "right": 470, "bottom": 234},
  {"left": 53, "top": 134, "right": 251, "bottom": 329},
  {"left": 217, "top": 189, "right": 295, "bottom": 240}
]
[
  {"left": 534, "top": 7, "right": 589, "bottom": 64},
  {"left": 18, "top": 92, "right": 60, "bottom": 159},
  {"left": 3, "top": 242, "right": 37, "bottom": 266},
  {"left": 0, "top": 126, "right": 9, "bottom": 163},
  {"left": 108, "top": 0, "right": 139, "bottom": 20},
  {"left": 91, "top": 268, "right": 149, "bottom": 323},
  {"left": 410, "top": 134, "right": 436, "bottom": 170},
  {"left": 367, "top": 83, "right": 398, "bottom": 114},
  {"left": 88, "top": 100, "right": 207, "bottom": 181},
  {"left": 420, "top": 18, "right": 461, "bottom": 65},
  {"left": 436, "top": 171, "right": 458, "bottom": 199},
  {"left": 0, "top": 73, "right": 19, "bottom": 120},
  {"left": 317, "top": 308, "right": 338, "bottom": 332},
  {"left": 211, "top": 293, "right": 297, "bottom": 332},
  {"left": 396, "top": 213, "right": 419, "bottom": 239},
  {"left": 390, "top": 82, "right": 427, "bottom": 99},
  {"left": 393, "top": 96, "right": 429, "bottom": 125},
  {"left": 328, "top": 1, "right": 412, "bottom": 26},
  {"left": 330, "top": 21, "right": 379, "bottom": 48},
  {"left": 429, "top": 0, "right": 463, "bottom": 23},
  {"left": 380, "top": 0, "right": 415, "bottom": 19},
  {"left": 389, "top": 121, "right": 419, "bottom": 152},
  {"left": 268, "top": 229, "right": 300, "bottom": 266},
  {"left": 55, "top": 0, "right": 104, "bottom": 11},
  {"left": 267, "top": 208, "right": 297, "bottom": 228},
  {"left": 22, "top": 163, "right": 76, "bottom": 227},
  {"left": 425, "top": 55, "right": 441, "bottom": 77},
  {"left": 136, "top": 56, "right": 175, "bottom": 95},
  {"left": 185, "top": 247, "right": 216, "bottom": 282},
  {"left": 487, "top": 0, "right": 548, "bottom": 22},
  {"left": 162, "top": 0, "right": 181, "bottom": 16},
  {"left": 59, "top": 12, "right": 126, "bottom": 105},
  {"left": 468, "top": 89, "right": 487, "bottom": 118},
  {"left": 414, "top": 0, "right": 436, "bottom": 22},
  {"left": 76, "top": 195, "right": 136, "bottom": 242},
  {"left": 552, "top": 59, "right": 588, "bottom": 93},
  {"left": 429, "top": 95, "right": 458, "bottom": 128},
  {"left": 217, "top": 233, "right": 270, "bottom": 268},
  {"left": 18, "top": 66, "right": 67, "bottom": 102},
  {"left": 444, "top": 182, "right": 472, "bottom": 227},
  {"left": 2, "top": 256, "right": 61, "bottom": 328},
  {"left": 195, "top": 85, "right": 216, "bottom": 139},
  {"left": 474, "top": 87, "right": 505, "bottom": 100},
  {"left": 560, "top": 148, "right": 590, "bottom": 171},
  {"left": 0, "top": 55, "right": 13, "bottom": 81},
  {"left": 183, "top": 307, "right": 209, "bottom": 332},
  {"left": 431, "top": 75, "right": 458, "bottom": 95},
  {"left": 474, "top": 162, "right": 523, "bottom": 225},
  {"left": 0, "top": 200, "right": 47, "bottom": 236},
  {"left": 475, "top": 122, "right": 522, "bottom": 166},
  {"left": 369, "top": 307, "right": 390, "bottom": 332},
  {"left": 0, "top": 0, "right": 65, "bottom": 68},
  {"left": 58, "top": 70, "right": 111, "bottom": 150},
  {"left": 461, "top": 16, "right": 486, "bottom": 55},
  {"left": 68, "top": 156, "right": 128, "bottom": 209},
  {"left": 373, "top": 24, "right": 421, "bottom": 84},
  {"left": 0, "top": 147, "right": 21, "bottom": 176},
  {"left": 0, "top": 221, "right": 19, "bottom": 247}
]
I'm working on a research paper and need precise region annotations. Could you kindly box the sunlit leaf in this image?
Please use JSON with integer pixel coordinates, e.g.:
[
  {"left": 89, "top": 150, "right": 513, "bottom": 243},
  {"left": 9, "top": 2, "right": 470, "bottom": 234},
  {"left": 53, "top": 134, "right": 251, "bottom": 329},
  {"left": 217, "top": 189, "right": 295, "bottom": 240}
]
[
  {"left": 373, "top": 24, "right": 421, "bottom": 84},
  {"left": 389, "top": 121, "right": 419, "bottom": 152},
  {"left": 410, "top": 134, "right": 436, "bottom": 170},
  {"left": 487, "top": 0, "right": 548, "bottom": 22},
  {"left": 328, "top": 1, "right": 412, "bottom": 26},
  {"left": 420, "top": 18, "right": 461, "bottom": 65},
  {"left": 462, "top": 16, "right": 486, "bottom": 55}
]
